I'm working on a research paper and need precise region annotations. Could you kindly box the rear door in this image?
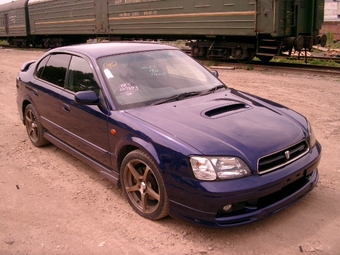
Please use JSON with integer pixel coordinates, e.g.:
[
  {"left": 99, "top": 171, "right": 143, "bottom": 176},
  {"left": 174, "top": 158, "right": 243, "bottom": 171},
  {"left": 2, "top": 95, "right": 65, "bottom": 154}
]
[{"left": 33, "top": 53, "right": 71, "bottom": 136}]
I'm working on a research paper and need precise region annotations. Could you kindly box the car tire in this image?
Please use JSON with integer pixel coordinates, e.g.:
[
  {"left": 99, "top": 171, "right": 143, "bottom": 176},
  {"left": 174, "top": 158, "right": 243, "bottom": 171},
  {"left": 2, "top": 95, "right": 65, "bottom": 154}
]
[
  {"left": 24, "top": 104, "right": 49, "bottom": 147},
  {"left": 120, "top": 150, "right": 169, "bottom": 220}
]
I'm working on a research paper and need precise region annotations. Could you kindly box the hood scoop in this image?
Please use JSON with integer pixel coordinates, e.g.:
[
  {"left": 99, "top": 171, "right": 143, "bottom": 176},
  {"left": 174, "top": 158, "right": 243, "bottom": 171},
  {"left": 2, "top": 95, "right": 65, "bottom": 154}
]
[{"left": 203, "top": 100, "right": 251, "bottom": 118}]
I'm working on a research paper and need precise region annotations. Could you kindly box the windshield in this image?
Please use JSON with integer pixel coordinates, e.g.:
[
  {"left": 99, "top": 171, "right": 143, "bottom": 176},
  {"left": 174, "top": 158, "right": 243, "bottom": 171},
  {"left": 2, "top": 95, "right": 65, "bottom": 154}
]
[{"left": 98, "top": 49, "right": 224, "bottom": 110}]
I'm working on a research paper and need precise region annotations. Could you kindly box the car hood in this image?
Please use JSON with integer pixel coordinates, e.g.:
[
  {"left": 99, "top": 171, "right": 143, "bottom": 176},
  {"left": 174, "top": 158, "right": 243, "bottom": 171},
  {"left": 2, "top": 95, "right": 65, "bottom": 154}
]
[{"left": 125, "top": 89, "right": 306, "bottom": 164}]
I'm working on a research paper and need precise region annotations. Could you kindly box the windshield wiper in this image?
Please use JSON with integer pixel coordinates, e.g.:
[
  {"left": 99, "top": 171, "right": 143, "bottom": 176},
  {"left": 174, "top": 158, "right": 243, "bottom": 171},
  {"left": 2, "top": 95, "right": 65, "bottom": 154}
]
[
  {"left": 152, "top": 91, "right": 201, "bottom": 105},
  {"left": 199, "top": 84, "right": 227, "bottom": 96}
]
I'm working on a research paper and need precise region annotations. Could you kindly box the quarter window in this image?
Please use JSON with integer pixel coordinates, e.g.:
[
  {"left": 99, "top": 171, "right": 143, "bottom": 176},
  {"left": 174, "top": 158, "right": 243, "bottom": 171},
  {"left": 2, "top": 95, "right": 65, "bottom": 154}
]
[{"left": 35, "top": 55, "right": 50, "bottom": 78}]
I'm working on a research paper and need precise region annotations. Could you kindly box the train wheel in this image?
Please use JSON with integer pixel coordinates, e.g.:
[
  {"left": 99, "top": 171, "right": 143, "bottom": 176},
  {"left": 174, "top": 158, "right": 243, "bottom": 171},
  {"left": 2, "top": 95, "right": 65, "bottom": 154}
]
[
  {"left": 236, "top": 49, "right": 255, "bottom": 64},
  {"left": 192, "top": 46, "right": 207, "bottom": 59},
  {"left": 320, "top": 34, "right": 327, "bottom": 47},
  {"left": 257, "top": 55, "right": 273, "bottom": 63},
  {"left": 192, "top": 46, "right": 200, "bottom": 58}
]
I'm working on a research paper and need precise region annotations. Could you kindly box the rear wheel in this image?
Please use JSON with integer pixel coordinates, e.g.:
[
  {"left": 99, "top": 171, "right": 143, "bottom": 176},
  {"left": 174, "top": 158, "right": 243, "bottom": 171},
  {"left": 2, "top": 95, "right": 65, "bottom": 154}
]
[
  {"left": 24, "top": 104, "right": 49, "bottom": 147},
  {"left": 120, "top": 150, "right": 169, "bottom": 220}
]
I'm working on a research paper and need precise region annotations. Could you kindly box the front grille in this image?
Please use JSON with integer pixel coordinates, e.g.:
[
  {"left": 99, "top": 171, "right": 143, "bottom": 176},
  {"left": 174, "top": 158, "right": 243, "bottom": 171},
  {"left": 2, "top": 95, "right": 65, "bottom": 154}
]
[{"left": 257, "top": 140, "right": 309, "bottom": 174}]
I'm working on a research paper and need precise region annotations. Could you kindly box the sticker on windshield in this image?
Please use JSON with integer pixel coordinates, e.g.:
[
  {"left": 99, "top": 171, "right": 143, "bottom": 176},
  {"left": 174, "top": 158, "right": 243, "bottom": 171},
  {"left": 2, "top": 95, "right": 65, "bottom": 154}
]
[
  {"left": 118, "top": 83, "right": 139, "bottom": 96},
  {"left": 104, "top": 61, "right": 117, "bottom": 69},
  {"left": 104, "top": 69, "right": 114, "bottom": 79},
  {"left": 103, "top": 61, "right": 117, "bottom": 79},
  {"left": 141, "top": 65, "right": 165, "bottom": 77}
]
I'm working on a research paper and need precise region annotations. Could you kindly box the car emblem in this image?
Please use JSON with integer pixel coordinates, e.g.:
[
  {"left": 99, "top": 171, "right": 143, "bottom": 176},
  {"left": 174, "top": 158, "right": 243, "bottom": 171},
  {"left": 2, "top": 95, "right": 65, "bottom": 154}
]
[{"left": 285, "top": 150, "right": 290, "bottom": 160}]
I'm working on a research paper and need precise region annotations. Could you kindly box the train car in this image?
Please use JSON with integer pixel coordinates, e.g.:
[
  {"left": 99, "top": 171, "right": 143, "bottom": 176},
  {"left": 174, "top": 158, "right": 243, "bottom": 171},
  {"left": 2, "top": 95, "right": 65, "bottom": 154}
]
[
  {"left": 28, "top": 0, "right": 97, "bottom": 47},
  {"left": 1, "top": 0, "right": 326, "bottom": 63},
  {"left": 26, "top": 0, "right": 326, "bottom": 62},
  {"left": 159, "top": 0, "right": 325, "bottom": 62},
  {"left": 0, "top": 0, "right": 29, "bottom": 47}
]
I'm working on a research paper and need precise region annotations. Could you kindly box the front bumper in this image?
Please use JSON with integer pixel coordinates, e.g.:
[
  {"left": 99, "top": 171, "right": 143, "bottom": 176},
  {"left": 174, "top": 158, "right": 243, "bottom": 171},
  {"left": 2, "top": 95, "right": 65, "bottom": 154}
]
[{"left": 166, "top": 142, "right": 321, "bottom": 228}]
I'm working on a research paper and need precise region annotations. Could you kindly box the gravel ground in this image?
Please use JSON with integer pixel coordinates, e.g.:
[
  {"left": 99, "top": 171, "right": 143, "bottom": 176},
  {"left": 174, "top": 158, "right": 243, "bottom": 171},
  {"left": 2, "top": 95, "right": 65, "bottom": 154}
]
[{"left": 1, "top": 48, "right": 340, "bottom": 255}]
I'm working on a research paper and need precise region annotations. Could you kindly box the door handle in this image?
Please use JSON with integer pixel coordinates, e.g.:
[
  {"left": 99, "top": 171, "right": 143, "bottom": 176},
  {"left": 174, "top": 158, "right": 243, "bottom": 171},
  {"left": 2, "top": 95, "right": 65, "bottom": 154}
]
[
  {"left": 62, "top": 103, "right": 70, "bottom": 112},
  {"left": 32, "top": 89, "right": 38, "bottom": 96}
]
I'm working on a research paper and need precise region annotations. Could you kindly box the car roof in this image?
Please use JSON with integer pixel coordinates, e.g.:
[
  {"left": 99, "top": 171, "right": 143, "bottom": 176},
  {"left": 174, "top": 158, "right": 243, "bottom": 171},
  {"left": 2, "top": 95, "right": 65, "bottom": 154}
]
[{"left": 50, "top": 42, "right": 178, "bottom": 58}]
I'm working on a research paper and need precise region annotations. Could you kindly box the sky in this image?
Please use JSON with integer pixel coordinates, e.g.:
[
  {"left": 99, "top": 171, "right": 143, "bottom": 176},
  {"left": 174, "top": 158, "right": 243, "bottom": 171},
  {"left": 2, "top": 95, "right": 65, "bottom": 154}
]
[
  {"left": 0, "top": 0, "right": 17, "bottom": 3},
  {"left": 0, "top": 0, "right": 13, "bottom": 4}
]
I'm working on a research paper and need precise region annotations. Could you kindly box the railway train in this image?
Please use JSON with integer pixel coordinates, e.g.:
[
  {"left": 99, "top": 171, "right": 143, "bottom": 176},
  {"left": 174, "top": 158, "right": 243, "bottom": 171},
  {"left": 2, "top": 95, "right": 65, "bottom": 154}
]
[{"left": 0, "top": 0, "right": 327, "bottom": 63}]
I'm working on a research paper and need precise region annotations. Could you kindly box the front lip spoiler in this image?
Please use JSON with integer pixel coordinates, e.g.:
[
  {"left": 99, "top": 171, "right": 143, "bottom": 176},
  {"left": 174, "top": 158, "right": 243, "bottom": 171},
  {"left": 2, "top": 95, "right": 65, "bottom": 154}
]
[
  {"left": 168, "top": 169, "right": 319, "bottom": 228},
  {"left": 214, "top": 169, "right": 319, "bottom": 227}
]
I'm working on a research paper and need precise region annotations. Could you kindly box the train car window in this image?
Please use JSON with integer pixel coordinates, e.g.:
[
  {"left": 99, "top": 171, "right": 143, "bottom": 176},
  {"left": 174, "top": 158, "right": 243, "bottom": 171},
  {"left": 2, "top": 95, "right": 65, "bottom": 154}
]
[
  {"left": 39, "top": 54, "right": 71, "bottom": 88},
  {"left": 66, "top": 56, "right": 100, "bottom": 96}
]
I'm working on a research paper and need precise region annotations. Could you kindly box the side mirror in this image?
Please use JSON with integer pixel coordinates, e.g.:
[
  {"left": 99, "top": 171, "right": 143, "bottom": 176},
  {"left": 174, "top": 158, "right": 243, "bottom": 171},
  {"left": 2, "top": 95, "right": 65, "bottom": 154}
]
[
  {"left": 211, "top": 70, "right": 219, "bottom": 78},
  {"left": 74, "top": 90, "right": 99, "bottom": 105}
]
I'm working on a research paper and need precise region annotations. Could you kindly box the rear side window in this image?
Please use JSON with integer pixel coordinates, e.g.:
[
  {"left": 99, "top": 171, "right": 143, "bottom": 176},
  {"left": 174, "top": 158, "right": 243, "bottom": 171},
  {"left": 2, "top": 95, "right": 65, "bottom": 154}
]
[{"left": 36, "top": 54, "right": 71, "bottom": 87}]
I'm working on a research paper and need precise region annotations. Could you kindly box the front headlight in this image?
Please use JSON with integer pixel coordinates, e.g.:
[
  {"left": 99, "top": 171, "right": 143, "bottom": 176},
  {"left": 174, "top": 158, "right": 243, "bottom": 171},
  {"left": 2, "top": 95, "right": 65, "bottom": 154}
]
[
  {"left": 190, "top": 156, "right": 251, "bottom": 181},
  {"left": 307, "top": 121, "right": 317, "bottom": 148}
]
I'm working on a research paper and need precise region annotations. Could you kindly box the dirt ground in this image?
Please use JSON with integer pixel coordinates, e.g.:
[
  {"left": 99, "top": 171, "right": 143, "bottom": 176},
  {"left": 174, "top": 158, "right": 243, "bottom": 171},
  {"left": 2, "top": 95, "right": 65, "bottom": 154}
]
[{"left": 0, "top": 48, "right": 340, "bottom": 255}]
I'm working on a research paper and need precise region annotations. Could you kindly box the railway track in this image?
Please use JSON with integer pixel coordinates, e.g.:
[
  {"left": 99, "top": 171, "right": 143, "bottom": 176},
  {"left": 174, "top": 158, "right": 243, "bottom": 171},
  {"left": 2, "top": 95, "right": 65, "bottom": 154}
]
[
  {"left": 190, "top": 53, "right": 340, "bottom": 76},
  {"left": 182, "top": 48, "right": 340, "bottom": 68},
  {"left": 2, "top": 44, "right": 339, "bottom": 75},
  {"left": 207, "top": 60, "right": 340, "bottom": 76},
  {"left": 278, "top": 54, "right": 340, "bottom": 64}
]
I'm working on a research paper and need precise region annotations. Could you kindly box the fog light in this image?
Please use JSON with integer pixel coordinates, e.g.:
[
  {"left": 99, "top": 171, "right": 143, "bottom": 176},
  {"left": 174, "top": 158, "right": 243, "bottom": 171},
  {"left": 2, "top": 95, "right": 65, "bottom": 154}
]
[{"left": 223, "top": 204, "right": 233, "bottom": 212}]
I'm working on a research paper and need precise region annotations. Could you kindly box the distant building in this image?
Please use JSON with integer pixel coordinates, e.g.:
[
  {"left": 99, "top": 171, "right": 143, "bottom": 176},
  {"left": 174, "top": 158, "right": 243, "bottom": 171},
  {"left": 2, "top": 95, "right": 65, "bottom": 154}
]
[
  {"left": 321, "top": 0, "right": 340, "bottom": 41},
  {"left": 324, "top": 0, "right": 340, "bottom": 21}
]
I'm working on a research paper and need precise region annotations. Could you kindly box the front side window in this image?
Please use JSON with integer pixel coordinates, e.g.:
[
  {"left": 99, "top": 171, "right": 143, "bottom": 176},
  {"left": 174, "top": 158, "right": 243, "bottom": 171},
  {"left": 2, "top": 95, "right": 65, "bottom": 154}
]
[
  {"left": 37, "top": 54, "right": 71, "bottom": 87},
  {"left": 66, "top": 56, "right": 100, "bottom": 96}
]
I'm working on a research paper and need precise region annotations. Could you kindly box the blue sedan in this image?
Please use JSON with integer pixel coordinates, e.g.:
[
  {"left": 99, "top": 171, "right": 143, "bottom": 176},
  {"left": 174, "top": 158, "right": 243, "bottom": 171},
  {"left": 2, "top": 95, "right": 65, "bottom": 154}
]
[{"left": 16, "top": 42, "right": 321, "bottom": 227}]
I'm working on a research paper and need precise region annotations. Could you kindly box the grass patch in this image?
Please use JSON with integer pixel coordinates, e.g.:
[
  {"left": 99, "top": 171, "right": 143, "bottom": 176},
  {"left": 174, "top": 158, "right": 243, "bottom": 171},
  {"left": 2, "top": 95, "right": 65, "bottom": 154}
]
[
  {"left": 270, "top": 57, "right": 340, "bottom": 67},
  {"left": 308, "top": 59, "right": 340, "bottom": 67},
  {"left": 246, "top": 64, "right": 254, "bottom": 70},
  {"left": 272, "top": 58, "right": 304, "bottom": 64},
  {"left": 200, "top": 60, "right": 217, "bottom": 67},
  {"left": 326, "top": 31, "right": 340, "bottom": 49}
]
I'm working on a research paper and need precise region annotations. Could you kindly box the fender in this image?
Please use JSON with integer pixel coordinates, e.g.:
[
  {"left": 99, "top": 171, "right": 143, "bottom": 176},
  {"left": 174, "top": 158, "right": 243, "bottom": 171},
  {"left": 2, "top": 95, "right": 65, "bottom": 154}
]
[{"left": 113, "top": 134, "right": 161, "bottom": 171}]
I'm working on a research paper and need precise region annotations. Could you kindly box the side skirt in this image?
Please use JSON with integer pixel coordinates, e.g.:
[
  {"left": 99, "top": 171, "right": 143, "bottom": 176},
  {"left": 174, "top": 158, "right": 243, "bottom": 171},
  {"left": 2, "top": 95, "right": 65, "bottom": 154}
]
[{"left": 44, "top": 132, "right": 120, "bottom": 186}]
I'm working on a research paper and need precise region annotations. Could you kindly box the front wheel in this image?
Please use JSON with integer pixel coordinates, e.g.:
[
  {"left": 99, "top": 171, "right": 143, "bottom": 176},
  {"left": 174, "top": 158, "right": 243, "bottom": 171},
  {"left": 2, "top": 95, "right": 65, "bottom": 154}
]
[
  {"left": 24, "top": 104, "right": 49, "bottom": 147},
  {"left": 120, "top": 150, "right": 169, "bottom": 220}
]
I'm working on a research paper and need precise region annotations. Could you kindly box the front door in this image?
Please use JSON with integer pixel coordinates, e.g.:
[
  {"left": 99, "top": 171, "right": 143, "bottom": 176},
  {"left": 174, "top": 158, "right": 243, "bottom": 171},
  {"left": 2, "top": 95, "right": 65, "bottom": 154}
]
[{"left": 59, "top": 55, "right": 112, "bottom": 168}]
